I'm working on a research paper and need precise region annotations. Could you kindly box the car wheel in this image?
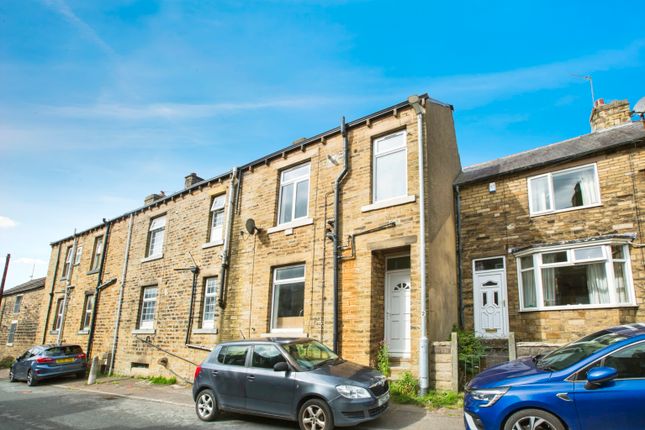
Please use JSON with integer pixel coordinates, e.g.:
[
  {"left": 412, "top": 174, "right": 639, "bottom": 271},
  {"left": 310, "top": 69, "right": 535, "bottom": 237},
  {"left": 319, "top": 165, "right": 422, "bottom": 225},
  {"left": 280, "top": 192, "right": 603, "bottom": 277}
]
[
  {"left": 26, "top": 370, "right": 38, "bottom": 387},
  {"left": 504, "top": 408, "right": 565, "bottom": 430},
  {"left": 9, "top": 368, "right": 16, "bottom": 382},
  {"left": 195, "top": 389, "right": 219, "bottom": 422},
  {"left": 299, "top": 399, "right": 334, "bottom": 430}
]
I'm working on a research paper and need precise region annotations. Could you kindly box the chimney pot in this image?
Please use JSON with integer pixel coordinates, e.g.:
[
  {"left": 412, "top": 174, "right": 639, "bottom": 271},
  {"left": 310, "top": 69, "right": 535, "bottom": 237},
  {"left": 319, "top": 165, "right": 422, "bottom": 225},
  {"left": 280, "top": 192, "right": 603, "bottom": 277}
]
[{"left": 184, "top": 172, "right": 204, "bottom": 188}]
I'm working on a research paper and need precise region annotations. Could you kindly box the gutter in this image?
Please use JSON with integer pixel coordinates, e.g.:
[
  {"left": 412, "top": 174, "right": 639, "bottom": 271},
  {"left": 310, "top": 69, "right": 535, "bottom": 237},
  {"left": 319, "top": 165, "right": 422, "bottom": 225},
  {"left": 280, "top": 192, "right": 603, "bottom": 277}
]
[
  {"left": 56, "top": 233, "right": 78, "bottom": 345},
  {"left": 409, "top": 95, "right": 429, "bottom": 396},
  {"left": 214, "top": 168, "right": 240, "bottom": 344},
  {"left": 42, "top": 244, "right": 62, "bottom": 344},
  {"left": 455, "top": 185, "right": 464, "bottom": 329},
  {"left": 86, "top": 220, "right": 112, "bottom": 358},
  {"left": 332, "top": 117, "right": 350, "bottom": 354},
  {"left": 109, "top": 214, "right": 134, "bottom": 376}
]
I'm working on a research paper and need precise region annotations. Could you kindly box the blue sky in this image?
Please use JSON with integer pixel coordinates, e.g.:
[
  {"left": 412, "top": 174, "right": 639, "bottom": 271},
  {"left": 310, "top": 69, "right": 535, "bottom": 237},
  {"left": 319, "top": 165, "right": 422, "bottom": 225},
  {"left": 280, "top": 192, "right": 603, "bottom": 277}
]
[{"left": 1, "top": 0, "right": 644, "bottom": 288}]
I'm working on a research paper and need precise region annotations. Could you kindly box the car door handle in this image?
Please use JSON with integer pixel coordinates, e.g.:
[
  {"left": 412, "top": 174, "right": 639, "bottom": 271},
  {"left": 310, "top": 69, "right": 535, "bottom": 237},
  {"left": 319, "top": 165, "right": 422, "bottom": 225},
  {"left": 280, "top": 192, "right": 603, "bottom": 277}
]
[
  {"left": 211, "top": 370, "right": 219, "bottom": 377},
  {"left": 247, "top": 375, "right": 255, "bottom": 382}
]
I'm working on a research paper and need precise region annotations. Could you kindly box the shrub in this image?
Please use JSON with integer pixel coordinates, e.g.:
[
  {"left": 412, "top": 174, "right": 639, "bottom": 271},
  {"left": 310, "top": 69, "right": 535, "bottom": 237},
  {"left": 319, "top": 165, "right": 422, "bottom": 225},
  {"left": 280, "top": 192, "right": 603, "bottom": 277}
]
[
  {"left": 0, "top": 356, "right": 15, "bottom": 369},
  {"left": 376, "top": 342, "right": 390, "bottom": 377},
  {"left": 147, "top": 375, "right": 176, "bottom": 385},
  {"left": 389, "top": 370, "right": 462, "bottom": 409}
]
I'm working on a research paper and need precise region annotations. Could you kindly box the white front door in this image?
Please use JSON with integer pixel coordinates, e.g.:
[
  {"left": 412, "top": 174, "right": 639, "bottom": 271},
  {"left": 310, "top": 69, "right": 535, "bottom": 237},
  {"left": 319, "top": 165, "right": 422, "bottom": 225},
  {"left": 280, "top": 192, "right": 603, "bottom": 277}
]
[
  {"left": 385, "top": 268, "right": 411, "bottom": 357},
  {"left": 473, "top": 257, "right": 509, "bottom": 338}
]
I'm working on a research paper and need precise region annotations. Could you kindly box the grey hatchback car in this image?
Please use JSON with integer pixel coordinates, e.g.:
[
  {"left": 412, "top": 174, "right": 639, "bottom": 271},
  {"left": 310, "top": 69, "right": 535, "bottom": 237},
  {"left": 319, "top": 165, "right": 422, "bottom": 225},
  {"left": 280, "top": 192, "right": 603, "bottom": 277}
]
[{"left": 192, "top": 338, "right": 390, "bottom": 430}]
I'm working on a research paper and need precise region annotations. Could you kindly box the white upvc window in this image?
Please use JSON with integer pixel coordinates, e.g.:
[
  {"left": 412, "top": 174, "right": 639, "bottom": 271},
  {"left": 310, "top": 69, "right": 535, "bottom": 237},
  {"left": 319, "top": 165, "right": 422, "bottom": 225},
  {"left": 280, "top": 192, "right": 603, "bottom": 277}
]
[
  {"left": 146, "top": 215, "right": 166, "bottom": 258},
  {"left": 277, "top": 163, "right": 310, "bottom": 225},
  {"left": 74, "top": 245, "right": 83, "bottom": 265},
  {"left": 90, "top": 236, "right": 103, "bottom": 271},
  {"left": 139, "top": 286, "right": 158, "bottom": 330},
  {"left": 13, "top": 295, "right": 23, "bottom": 314},
  {"left": 373, "top": 130, "right": 408, "bottom": 203},
  {"left": 209, "top": 196, "right": 226, "bottom": 243},
  {"left": 202, "top": 277, "right": 218, "bottom": 329},
  {"left": 271, "top": 265, "right": 305, "bottom": 332},
  {"left": 62, "top": 246, "right": 73, "bottom": 279},
  {"left": 517, "top": 242, "right": 635, "bottom": 311},
  {"left": 53, "top": 298, "right": 64, "bottom": 331},
  {"left": 7, "top": 321, "right": 17, "bottom": 345},
  {"left": 81, "top": 294, "right": 94, "bottom": 331},
  {"left": 528, "top": 163, "right": 601, "bottom": 216}
]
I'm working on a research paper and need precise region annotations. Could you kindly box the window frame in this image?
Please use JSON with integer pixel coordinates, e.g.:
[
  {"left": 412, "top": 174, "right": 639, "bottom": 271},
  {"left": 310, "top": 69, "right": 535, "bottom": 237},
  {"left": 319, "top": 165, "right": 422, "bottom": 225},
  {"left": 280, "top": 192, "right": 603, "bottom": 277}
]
[
  {"left": 90, "top": 236, "right": 104, "bottom": 272},
  {"left": 62, "top": 246, "right": 73, "bottom": 279},
  {"left": 74, "top": 245, "right": 83, "bottom": 266},
  {"left": 201, "top": 277, "right": 218, "bottom": 329},
  {"left": 270, "top": 264, "right": 306, "bottom": 332},
  {"left": 372, "top": 130, "right": 408, "bottom": 204},
  {"left": 208, "top": 195, "right": 226, "bottom": 244},
  {"left": 516, "top": 241, "right": 636, "bottom": 312},
  {"left": 13, "top": 295, "right": 23, "bottom": 314},
  {"left": 138, "top": 286, "right": 158, "bottom": 330},
  {"left": 52, "top": 298, "right": 64, "bottom": 332},
  {"left": 276, "top": 163, "right": 310, "bottom": 226},
  {"left": 80, "top": 294, "right": 94, "bottom": 331},
  {"left": 7, "top": 321, "right": 17, "bottom": 345},
  {"left": 527, "top": 163, "right": 602, "bottom": 216},
  {"left": 145, "top": 215, "right": 166, "bottom": 259}
]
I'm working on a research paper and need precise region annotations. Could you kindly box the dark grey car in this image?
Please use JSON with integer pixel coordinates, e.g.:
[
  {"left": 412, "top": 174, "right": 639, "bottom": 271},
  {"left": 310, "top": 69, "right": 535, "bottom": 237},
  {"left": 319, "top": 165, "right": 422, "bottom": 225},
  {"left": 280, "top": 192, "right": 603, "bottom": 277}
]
[{"left": 192, "top": 338, "right": 389, "bottom": 430}]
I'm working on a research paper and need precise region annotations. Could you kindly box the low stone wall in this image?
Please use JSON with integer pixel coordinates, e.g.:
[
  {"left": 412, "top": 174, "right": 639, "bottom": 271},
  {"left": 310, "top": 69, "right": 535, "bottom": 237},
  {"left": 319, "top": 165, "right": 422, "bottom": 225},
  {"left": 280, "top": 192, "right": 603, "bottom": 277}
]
[
  {"left": 516, "top": 341, "right": 562, "bottom": 358},
  {"left": 429, "top": 340, "right": 454, "bottom": 391}
]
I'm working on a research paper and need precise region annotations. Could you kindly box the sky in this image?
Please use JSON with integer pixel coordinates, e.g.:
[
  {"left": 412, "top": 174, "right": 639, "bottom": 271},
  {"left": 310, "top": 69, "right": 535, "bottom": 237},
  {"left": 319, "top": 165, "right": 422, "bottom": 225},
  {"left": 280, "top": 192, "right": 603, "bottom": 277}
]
[{"left": 1, "top": 0, "right": 644, "bottom": 289}]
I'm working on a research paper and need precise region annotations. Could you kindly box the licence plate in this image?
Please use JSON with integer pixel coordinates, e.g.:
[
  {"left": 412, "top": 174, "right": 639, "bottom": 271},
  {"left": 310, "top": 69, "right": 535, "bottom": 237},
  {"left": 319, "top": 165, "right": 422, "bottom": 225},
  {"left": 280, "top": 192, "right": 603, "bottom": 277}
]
[
  {"left": 377, "top": 392, "right": 390, "bottom": 406},
  {"left": 56, "top": 358, "right": 74, "bottom": 364}
]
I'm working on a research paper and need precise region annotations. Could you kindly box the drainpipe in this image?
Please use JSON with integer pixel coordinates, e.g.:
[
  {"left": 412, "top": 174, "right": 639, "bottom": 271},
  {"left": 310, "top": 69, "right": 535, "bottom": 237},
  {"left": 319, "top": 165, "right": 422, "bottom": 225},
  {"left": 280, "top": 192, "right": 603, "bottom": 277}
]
[
  {"left": 455, "top": 185, "right": 464, "bottom": 329},
  {"left": 214, "top": 168, "right": 239, "bottom": 344},
  {"left": 42, "top": 245, "right": 62, "bottom": 344},
  {"left": 57, "top": 232, "right": 78, "bottom": 345},
  {"left": 109, "top": 214, "right": 134, "bottom": 375},
  {"left": 409, "top": 95, "right": 429, "bottom": 396},
  {"left": 86, "top": 220, "right": 111, "bottom": 358},
  {"left": 333, "top": 117, "right": 350, "bottom": 354},
  {"left": 184, "top": 265, "right": 200, "bottom": 345}
]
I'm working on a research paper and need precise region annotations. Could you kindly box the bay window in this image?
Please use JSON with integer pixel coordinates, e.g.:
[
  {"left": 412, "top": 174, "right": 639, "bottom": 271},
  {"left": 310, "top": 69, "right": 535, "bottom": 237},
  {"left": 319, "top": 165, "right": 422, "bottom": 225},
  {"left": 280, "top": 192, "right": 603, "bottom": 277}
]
[
  {"left": 528, "top": 164, "right": 600, "bottom": 215},
  {"left": 517, "top": 243, "right": 634, "bottom": 311}
]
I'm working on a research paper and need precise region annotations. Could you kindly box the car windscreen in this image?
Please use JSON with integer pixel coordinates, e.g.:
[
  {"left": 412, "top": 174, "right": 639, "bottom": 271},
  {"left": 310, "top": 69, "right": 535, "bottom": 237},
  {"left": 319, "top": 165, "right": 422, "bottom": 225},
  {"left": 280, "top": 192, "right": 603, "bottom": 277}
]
[
  {"left": 43, "top": 345, "right": 83, "bottom": 357},
  {"left": 536, "top": 330, "right": 629, "bottom": 371},
  {"left": 283, "top": 340, "right": 338, "bottom": 370}
]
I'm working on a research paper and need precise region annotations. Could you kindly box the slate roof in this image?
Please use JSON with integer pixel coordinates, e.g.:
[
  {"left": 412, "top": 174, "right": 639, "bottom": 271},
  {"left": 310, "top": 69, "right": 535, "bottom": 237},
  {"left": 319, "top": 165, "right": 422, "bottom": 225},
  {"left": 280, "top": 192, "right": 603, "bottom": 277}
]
[
  {"left": 455, "top": 122, "right": 645, "bottom": 186},
  {"left": 2, "top": 277, "right": 46, "bottom": 296}
]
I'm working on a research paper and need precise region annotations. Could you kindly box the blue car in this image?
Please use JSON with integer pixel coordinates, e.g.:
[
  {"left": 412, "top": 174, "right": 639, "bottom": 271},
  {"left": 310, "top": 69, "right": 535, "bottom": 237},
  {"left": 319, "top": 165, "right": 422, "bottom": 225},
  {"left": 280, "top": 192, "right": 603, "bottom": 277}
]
[
  {"left": 464, "top": 323, "right": 645, "bottom": 430},
  {"left": 9, "top": 344, "right": 87, "bottom": 386}
]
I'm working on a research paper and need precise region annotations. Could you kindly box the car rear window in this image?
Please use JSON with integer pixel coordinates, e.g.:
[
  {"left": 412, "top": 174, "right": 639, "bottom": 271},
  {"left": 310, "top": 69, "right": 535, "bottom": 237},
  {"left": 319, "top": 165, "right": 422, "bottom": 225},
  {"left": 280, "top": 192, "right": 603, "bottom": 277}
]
[
  {"left": 216, "top": 345, "right": 249, "bottom": 366},
  {"left": 44, "top": 345, "right": 83, "bottom": 357}
]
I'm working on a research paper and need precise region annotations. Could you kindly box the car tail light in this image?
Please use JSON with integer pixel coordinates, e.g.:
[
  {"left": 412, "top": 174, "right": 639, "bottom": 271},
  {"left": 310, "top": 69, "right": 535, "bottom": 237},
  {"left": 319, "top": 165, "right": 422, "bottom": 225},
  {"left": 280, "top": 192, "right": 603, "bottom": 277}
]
[
  {"left": 76, "top": 353, "right": 86, "bottom": 360},
  {"left": 194, "top": 365, "right": 202, "bottom": 381},
  {"left": 36, "top": 357, "right": 54, "bottom": 364}
]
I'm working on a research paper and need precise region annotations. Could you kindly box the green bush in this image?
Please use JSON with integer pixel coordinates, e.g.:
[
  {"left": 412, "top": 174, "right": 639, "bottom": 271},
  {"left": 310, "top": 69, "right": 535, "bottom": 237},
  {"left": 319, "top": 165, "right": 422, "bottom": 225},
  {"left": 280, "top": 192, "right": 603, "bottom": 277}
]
[
  {"left": 376, "top": 342, "right": 390, "bottom": 377},
  {"left": 0, "top": 356, "right": 15, "bottom": 369},
  {"left": 389, "top": 371, "right": 462, "bottom": 409},
  {"left": 147, "top": 375, "right": 176, "bottom": 385}
]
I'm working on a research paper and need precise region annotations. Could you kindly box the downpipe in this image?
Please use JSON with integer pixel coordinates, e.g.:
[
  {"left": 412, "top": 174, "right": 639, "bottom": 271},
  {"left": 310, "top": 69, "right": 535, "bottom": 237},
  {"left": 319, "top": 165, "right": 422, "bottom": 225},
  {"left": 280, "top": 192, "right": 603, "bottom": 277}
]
[
  {"left": 86, "top": 220, "right": 112, "bottom": 358},
  {"left": 56, "top": 233, "right": 78, "bottom": 345},
  {"left": 409, "top": 95, "right": 429, "bottom": 395}
]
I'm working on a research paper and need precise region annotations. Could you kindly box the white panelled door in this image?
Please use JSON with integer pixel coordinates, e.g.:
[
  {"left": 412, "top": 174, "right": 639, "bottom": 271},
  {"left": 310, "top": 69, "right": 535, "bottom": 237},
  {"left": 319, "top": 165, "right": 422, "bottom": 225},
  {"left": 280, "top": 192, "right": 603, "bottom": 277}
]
[
  {"left": 385, "top": 269, "right": 411, "bottom": 357},
  {"left": 473, "top": 262, "right": 509, "bottom": 338}
]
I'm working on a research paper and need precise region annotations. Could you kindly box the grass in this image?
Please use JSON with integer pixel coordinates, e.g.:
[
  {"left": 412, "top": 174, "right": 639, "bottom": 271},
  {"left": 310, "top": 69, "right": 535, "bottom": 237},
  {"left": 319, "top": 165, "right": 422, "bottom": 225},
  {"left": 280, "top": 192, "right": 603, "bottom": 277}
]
[
  {"left": 146, "top": 375, "right": 177, "bottom": 385},
  {"left": 0, "top": 356, "right": 15, "bottom": 369},
  {"left": 390, "top": 371, "right": 463, "bottom": 410}
]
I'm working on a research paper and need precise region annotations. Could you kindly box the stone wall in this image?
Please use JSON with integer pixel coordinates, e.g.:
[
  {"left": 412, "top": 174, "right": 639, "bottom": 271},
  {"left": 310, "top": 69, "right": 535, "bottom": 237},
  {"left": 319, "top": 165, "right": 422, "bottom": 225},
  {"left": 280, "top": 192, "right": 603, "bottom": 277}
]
[
  {"left": 428, "top": 340, "right": 453, "bottom": 391},
  {"left": 0, "top": 288, "right": 46, "bottom": 359},
  {"left": 459, "top": 145, "right": 645, "bottom": 342}
]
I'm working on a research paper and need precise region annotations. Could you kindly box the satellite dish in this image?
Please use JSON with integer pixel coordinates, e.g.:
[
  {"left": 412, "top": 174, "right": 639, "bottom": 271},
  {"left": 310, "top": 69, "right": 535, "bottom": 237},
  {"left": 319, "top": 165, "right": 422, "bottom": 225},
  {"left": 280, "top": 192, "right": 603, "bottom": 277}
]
[
  {"left": 633, "top": 97, "right": 645, "bottom": 115},
  {"left": 245, "top": 218, "right": 259, "bottom": 235}
]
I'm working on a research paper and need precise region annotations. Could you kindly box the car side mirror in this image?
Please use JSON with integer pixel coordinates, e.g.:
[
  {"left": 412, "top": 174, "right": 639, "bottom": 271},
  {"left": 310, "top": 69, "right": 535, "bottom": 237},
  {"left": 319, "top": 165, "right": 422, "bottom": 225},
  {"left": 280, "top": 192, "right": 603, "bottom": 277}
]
[
  {"left": 274, "top": 361, "right": 290, "bottom": 372},
  {"left": 585, "top": 366, "right": 617, "bottom": 390}
]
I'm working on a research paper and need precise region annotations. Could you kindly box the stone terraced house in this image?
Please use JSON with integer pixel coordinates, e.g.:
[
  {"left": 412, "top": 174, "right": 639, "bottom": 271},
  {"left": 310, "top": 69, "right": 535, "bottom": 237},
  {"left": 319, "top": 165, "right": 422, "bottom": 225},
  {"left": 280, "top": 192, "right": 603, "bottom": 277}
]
[
  {"left": 34, "top": 95, "right": 461, "bottom": 389},
  {"left": 0, "top": 277, "right": 46, "bottom": 359},
  {"left": 455, "top": 99, "right": 645, "bottom": 345}
]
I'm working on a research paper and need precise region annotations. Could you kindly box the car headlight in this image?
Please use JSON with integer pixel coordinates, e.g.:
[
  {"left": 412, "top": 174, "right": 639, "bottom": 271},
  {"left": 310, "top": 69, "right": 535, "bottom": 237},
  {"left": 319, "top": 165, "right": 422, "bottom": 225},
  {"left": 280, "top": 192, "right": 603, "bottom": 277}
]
[
  {"left": 336, "top": 385, "right": 371, "bottom": 399},
  {"left": 469, "top": 387, "right": 509, "bottom": 407}
]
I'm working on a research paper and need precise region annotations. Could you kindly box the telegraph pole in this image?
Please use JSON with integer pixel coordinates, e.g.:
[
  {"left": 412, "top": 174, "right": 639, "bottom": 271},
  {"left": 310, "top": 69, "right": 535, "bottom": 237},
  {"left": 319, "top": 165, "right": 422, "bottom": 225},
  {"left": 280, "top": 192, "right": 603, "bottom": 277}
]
[{"left": 0, "top": 254, "right": 10, "bottom": 310}]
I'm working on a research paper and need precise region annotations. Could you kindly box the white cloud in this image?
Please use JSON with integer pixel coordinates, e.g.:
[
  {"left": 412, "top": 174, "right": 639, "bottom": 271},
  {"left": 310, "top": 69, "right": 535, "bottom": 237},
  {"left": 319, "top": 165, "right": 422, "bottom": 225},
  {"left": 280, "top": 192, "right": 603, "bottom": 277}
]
[
  {"left": 0, "top": 216, "right": 17, "bottom": 229},
  {"left": 15, "top": 257, "right": 48, "bottom": 266}
]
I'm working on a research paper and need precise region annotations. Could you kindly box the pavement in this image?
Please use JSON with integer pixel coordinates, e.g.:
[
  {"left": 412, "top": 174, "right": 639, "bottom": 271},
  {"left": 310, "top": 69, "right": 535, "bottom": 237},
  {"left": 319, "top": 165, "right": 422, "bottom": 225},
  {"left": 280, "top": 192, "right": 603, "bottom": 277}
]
[{"left": 0, "top": 368, "right": 463, "bottom": 429}]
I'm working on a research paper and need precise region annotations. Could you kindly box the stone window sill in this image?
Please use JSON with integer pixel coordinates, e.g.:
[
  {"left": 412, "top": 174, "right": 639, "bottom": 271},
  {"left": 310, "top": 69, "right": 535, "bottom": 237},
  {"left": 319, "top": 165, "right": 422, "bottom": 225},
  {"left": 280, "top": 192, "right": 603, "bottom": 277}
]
[
  {"left": 260, "top": 331, "right": 308, "bottom": 338},
  {"left": 529, "top": 202, "right": 603, "bottom": 218},
  {"left": 78, "top": 330, "right": 89, "bottom": 335},
  {"left": 267, "top": 218, "right": 313, "bottom": 235},
  {"left": 141, "top": 254, "right": 163, "bottom": 263},
  {"left": 193, "top": 328, "right": 218, "bottom": 335},
  {"left": 361, "top": 195, "right": 416, "bottom": 213},
  {"left": 86, "top": 269, "right": 100, "bottom": 275},
  {"left": 132, "top": 328, "right": 156, "bottom": 335},
  {"left": 519, "top": 303, "right": 639, "bottom": 313},
  {"left": 6, "top": 343, "right": 13, "bottom": 347},
  {"left": 202, "top": 240, "right": 224, "bottom": 249}
]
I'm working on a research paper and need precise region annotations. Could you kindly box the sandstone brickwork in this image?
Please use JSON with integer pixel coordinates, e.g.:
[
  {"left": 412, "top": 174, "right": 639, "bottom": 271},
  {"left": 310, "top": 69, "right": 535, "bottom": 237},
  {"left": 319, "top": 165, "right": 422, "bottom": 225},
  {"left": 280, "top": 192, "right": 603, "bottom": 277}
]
[{"left": 0, "top": 281, "right": 46, "bottom": 359}]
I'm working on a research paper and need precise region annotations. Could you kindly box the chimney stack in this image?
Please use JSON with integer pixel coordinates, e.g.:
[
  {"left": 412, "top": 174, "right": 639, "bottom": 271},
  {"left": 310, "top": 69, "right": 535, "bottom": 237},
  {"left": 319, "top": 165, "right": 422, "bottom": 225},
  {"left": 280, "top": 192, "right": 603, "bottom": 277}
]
[
  {"left": 184, "top": 172, "right": 203, "bottom": 188},
  {"left": 590, "top": 99, "right": 631, "bottom": 132},
  {"left": 144, "top": 191, "right": 166, "bottom": 206}
]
